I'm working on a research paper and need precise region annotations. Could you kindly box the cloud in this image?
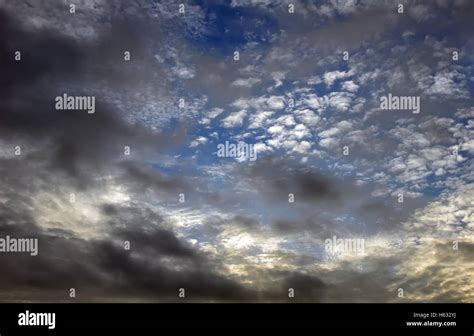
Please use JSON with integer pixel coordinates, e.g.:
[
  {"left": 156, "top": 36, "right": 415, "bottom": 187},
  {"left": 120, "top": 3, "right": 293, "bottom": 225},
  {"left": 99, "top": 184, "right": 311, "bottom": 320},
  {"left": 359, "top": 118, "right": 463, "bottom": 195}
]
[
  {"left": 231, "top": 77, "right": 261, "bottom": 87},
  {"left": 240, "top": 157, "right": 341, "bottom": 204},
  {"left": 425, "top": 70, "right": 470, "bottom": 98},
  {"left": 221, "top": 110, "right": 247, "bottom": 128},
  {"left": 323, "top": 70, "right": 353, "bottom": 86},
  {"left": 341, "top": 80, "right": 359, "bottom": 92},
  {"left": 0, "top": 0, "right": 473, "bottom": 303}
]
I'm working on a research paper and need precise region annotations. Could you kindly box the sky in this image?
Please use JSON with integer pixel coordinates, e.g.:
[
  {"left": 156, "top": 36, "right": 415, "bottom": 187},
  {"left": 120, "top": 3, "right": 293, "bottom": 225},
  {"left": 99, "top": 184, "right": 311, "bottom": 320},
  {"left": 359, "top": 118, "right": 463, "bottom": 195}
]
[{"left": 0, "top": 0, "right": 473, "bottom": 302}]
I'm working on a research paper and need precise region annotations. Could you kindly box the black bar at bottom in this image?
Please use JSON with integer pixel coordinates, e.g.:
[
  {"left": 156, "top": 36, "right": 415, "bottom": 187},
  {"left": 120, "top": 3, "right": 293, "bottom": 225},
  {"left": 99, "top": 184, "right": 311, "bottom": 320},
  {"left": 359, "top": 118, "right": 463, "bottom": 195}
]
[{"left": 0, "top": 303, "right": 472, "bottom": 334}]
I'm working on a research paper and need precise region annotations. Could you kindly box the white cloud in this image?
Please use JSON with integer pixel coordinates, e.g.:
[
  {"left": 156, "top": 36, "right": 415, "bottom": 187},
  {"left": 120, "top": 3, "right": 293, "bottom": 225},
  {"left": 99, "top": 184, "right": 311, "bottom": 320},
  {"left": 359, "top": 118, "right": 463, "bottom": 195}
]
[
  {"left": 174, "top": 66, "right": 195, "bottom": 79},
  {"left": 341, "top": 80, "right": 359, "bottom": 92},
  {"left": 307, "top": 76, "right": 323, "bottom": 85},
  {"left": 266, "top": 96, "right": 286, "bottom": 110},
  {"left": 190, "top": 136, "right": 208, "bottom": 148},
  {"left": 461, "top": 139, "right": 474, "bottom": 154},
  {"left": 268, "top": 125, "right": 284, "bottom": 134},
  {"left": 271, "top": 72, "right": 286, "bottom": 88},
  {"left": 200, "top": 107, "right": 224, "bottom": 125},
  {"left": 319, "top": 137, "right": 339, "bottom": 148},
  {"left": 275, "top": 115, "right": 296, "bottom": 127},
  {"left": 328, "top": 92, "right": 354, "bottom": 111},
  {"left": 323, "top": 70, "right": 353, "bottom": 87},
  {"left": 292, "top": 124, "right": 310, "bottom": 140},
  {"left": 231, "top": 77, "right": 261, "bottom": 87},
  {"left": 292, "top": 140, "right": 312, "bottom": 154},
  {"left": 248, "top": 111, "right": 274, "bottom": 129},
  {"left": 319, "top": 126, "right": 340, "bottom": 139},
  {"left": 221, "top": 110, "right": 247, "bottom": 128},
  {"left": 425, "top": 70, "right": 469, "bottom": 98},
  {"left": 295, "top": 109, "right": 321, "bottom": 126},
  {"left": 304, "top": 94, "right": 327, "bottom": 111}
]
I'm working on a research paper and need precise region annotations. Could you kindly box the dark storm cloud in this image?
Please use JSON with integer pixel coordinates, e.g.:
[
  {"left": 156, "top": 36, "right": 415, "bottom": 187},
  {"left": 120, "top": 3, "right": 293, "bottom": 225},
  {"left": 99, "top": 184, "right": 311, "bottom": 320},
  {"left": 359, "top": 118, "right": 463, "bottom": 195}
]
[
  {"left": 250, "top": 262, "right": 400, "bottom": 303},
  {"left": 0, "top": 201, "right": 255, "bottom": 302},
  {"left": 244, "top": 270, "right": 328, "bottom": 303},
  {"left": 0, "top": 8, "right": 185, "bottom": 185},
  {"left": 275, "top": 271, "right": 326, "bottom": 303},
  {"left": 93, "top": 238, "right": 253, "bottom": 302},
  {"left": 115, "top": 227, "right": 198, "bottom": 259},
  {"left": 119, "top": 161, "right": 189, "bottom": 196},
  {"left": 230, "top": 215, "right": 260, "bottom": 229},
  {"left": 0, "top": 202, "right": 38, "bottom": 238},
  {"left": 0, "top": 12, "right": 82, "bottom": 95},
  {"left": 241, "top": 156, "right": 341, "bottom": 204},
  {"left": 100, "top": 203, "right": 199, "bottom": 260},
  {"left": 0, "top": 236, "right": 254, "bottom": 302}
]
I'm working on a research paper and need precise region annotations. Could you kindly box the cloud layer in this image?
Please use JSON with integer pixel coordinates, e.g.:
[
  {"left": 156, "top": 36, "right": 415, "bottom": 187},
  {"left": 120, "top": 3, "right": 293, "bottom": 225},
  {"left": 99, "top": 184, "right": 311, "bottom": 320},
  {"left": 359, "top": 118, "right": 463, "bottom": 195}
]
[{"left": 0, "top": 0, "right": 472, "bottom": 303}]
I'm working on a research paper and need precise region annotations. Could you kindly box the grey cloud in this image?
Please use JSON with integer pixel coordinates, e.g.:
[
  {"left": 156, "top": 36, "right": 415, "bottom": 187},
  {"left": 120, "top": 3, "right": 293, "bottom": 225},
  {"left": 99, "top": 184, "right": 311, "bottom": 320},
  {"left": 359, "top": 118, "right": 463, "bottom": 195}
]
[
  {"left": 241, "top": 156, "right": 341, "bottom": 204},
  {"left": 0, "top": 201, "right": 255, "bottom": 302}
]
